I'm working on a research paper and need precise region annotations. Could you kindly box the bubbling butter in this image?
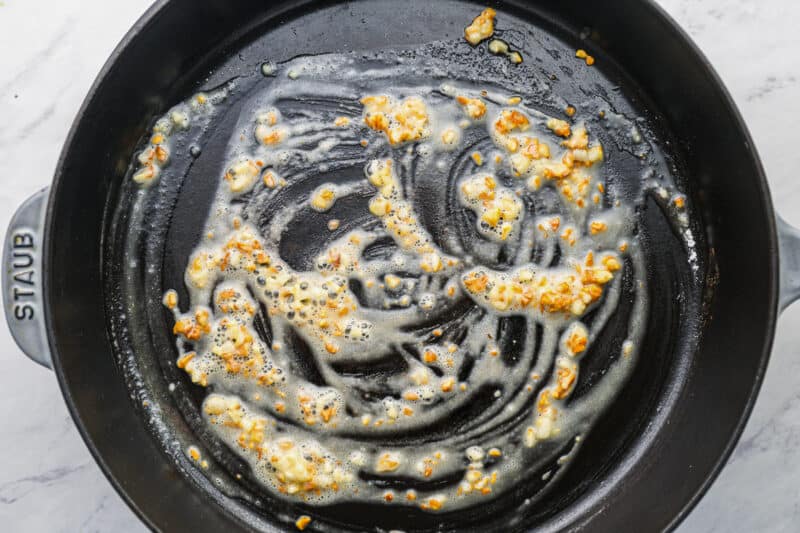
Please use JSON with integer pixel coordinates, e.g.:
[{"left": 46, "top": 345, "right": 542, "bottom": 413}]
[{"left": 126, "top": 14, "right": 687, "bottom": 516}]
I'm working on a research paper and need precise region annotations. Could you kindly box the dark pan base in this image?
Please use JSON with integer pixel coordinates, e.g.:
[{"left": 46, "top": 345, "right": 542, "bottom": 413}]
[{"left": 45, "top": 1, "right": 777, "bottom": 532}]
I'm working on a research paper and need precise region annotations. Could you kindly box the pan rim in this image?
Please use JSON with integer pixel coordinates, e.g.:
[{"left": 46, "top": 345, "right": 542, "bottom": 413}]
[
  {"left": 634, "top": 1, "right": 779, "bottom": 530},
  {"left": 45, "top": 2, "right": 209, "bottom": 531}
]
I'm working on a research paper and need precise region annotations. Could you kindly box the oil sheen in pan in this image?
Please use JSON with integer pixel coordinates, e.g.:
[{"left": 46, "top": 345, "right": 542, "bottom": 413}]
[{"left": 109, "top": 23, "right": 700, "bottom": 529}]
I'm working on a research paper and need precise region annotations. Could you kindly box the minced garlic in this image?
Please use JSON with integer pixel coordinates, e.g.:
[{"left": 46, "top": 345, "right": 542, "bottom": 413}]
[{"left": 464, "top": 8, "right": 496, "bottom": 45}]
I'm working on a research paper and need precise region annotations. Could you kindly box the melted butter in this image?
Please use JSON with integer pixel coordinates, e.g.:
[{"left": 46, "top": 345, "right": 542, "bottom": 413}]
[{"left": 124, "top": 21, "right": 696, "bottom": 515}]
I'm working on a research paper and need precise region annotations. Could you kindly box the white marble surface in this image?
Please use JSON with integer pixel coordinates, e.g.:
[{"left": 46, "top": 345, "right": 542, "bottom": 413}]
[{"left": 1, "top": 0, "right": 799, "bottom": 531}]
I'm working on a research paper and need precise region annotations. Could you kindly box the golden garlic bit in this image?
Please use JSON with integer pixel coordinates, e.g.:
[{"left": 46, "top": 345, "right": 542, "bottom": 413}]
[
  {"left": 225, "top": 158, "right": 262, "bottom": 194},
  {"left": 420, "top": 494, "right": 447, "bottom": 511},
  {"left": 488, "top": 38, "right": 523, "bottom": 64},
  {"left": 361, "top": 94, "right": 430, "bottom": 146},
  {"left": 459, "top": 174, "right": 523, "bottom": 241},
  {"left": 455, "top": 95, "right": 488, "bottom": 120},
  {"left": 366, "top": 158, "right": 458, "bottom": 272},
  {"left": 162, "top": 289, "right": 178, "bottom": 309},
  {"left": 295, "top": 515, "right": 312, "bottom": 530},
  {"left": 254, "top": 108, "right": 287, "bottom": 145},
  {"left": 376, "top": 451, "right": 402, "bottom": 472},
  {"left": 465, "top": 7, "right": 497, "bottom": 45},
  {"left": 461, "top": 251, "right": 622, "bottom": 317},
  {"left": 132, "top": 108, "right": 191, "bottom": 186},
  {"left": 575, "top": 48, "right": 596, "bottom": 66},
  {"left": 458, "top": 469, "right": 497, "bottom": 496},
  {"left": 294, "top": 515, "right": 311, "bottom": 531},
  {"left": 495, "top": 109, "right": 530, "bottom": 135},
  {"left": 524, "top": 322, "right": 589, "bottom": 448},
  {"left": 309, "top": 183, "right": 338, "bottom": 212}
]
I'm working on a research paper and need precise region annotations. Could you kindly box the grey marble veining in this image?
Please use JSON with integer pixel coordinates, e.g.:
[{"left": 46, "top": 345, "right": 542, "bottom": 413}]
[{"left": 1, "top": 0, "right": 798, "bottom": 531}]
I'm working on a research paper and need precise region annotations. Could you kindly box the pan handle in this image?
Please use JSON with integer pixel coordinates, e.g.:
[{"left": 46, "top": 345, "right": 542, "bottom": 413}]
[
  {"left": 2, "top": 188, "right": 51, "bottom": 369},
  {"left": 778, "top": 215, "right": 800, "bottom": 312}
]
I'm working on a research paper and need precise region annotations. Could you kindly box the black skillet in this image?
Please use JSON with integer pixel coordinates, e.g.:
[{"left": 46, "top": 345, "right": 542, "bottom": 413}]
[{"left": 4, "top": 0, "right": 800, "bottom": 531}]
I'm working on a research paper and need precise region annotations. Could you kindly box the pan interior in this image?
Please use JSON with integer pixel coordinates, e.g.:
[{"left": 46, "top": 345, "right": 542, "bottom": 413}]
[{"left": 103, "top": 1, "right": 707, "bottom": 531}]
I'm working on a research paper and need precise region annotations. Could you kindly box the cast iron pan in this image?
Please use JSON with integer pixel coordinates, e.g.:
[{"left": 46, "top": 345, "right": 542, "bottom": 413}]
[{"left": 4, "top": 0, "right": 793, "bottom": 531}]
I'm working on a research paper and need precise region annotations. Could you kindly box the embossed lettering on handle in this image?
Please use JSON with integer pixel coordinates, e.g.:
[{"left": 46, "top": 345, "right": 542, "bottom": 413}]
[{"left": 2, "top": 188, "right": 51, "bottom": 369}]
